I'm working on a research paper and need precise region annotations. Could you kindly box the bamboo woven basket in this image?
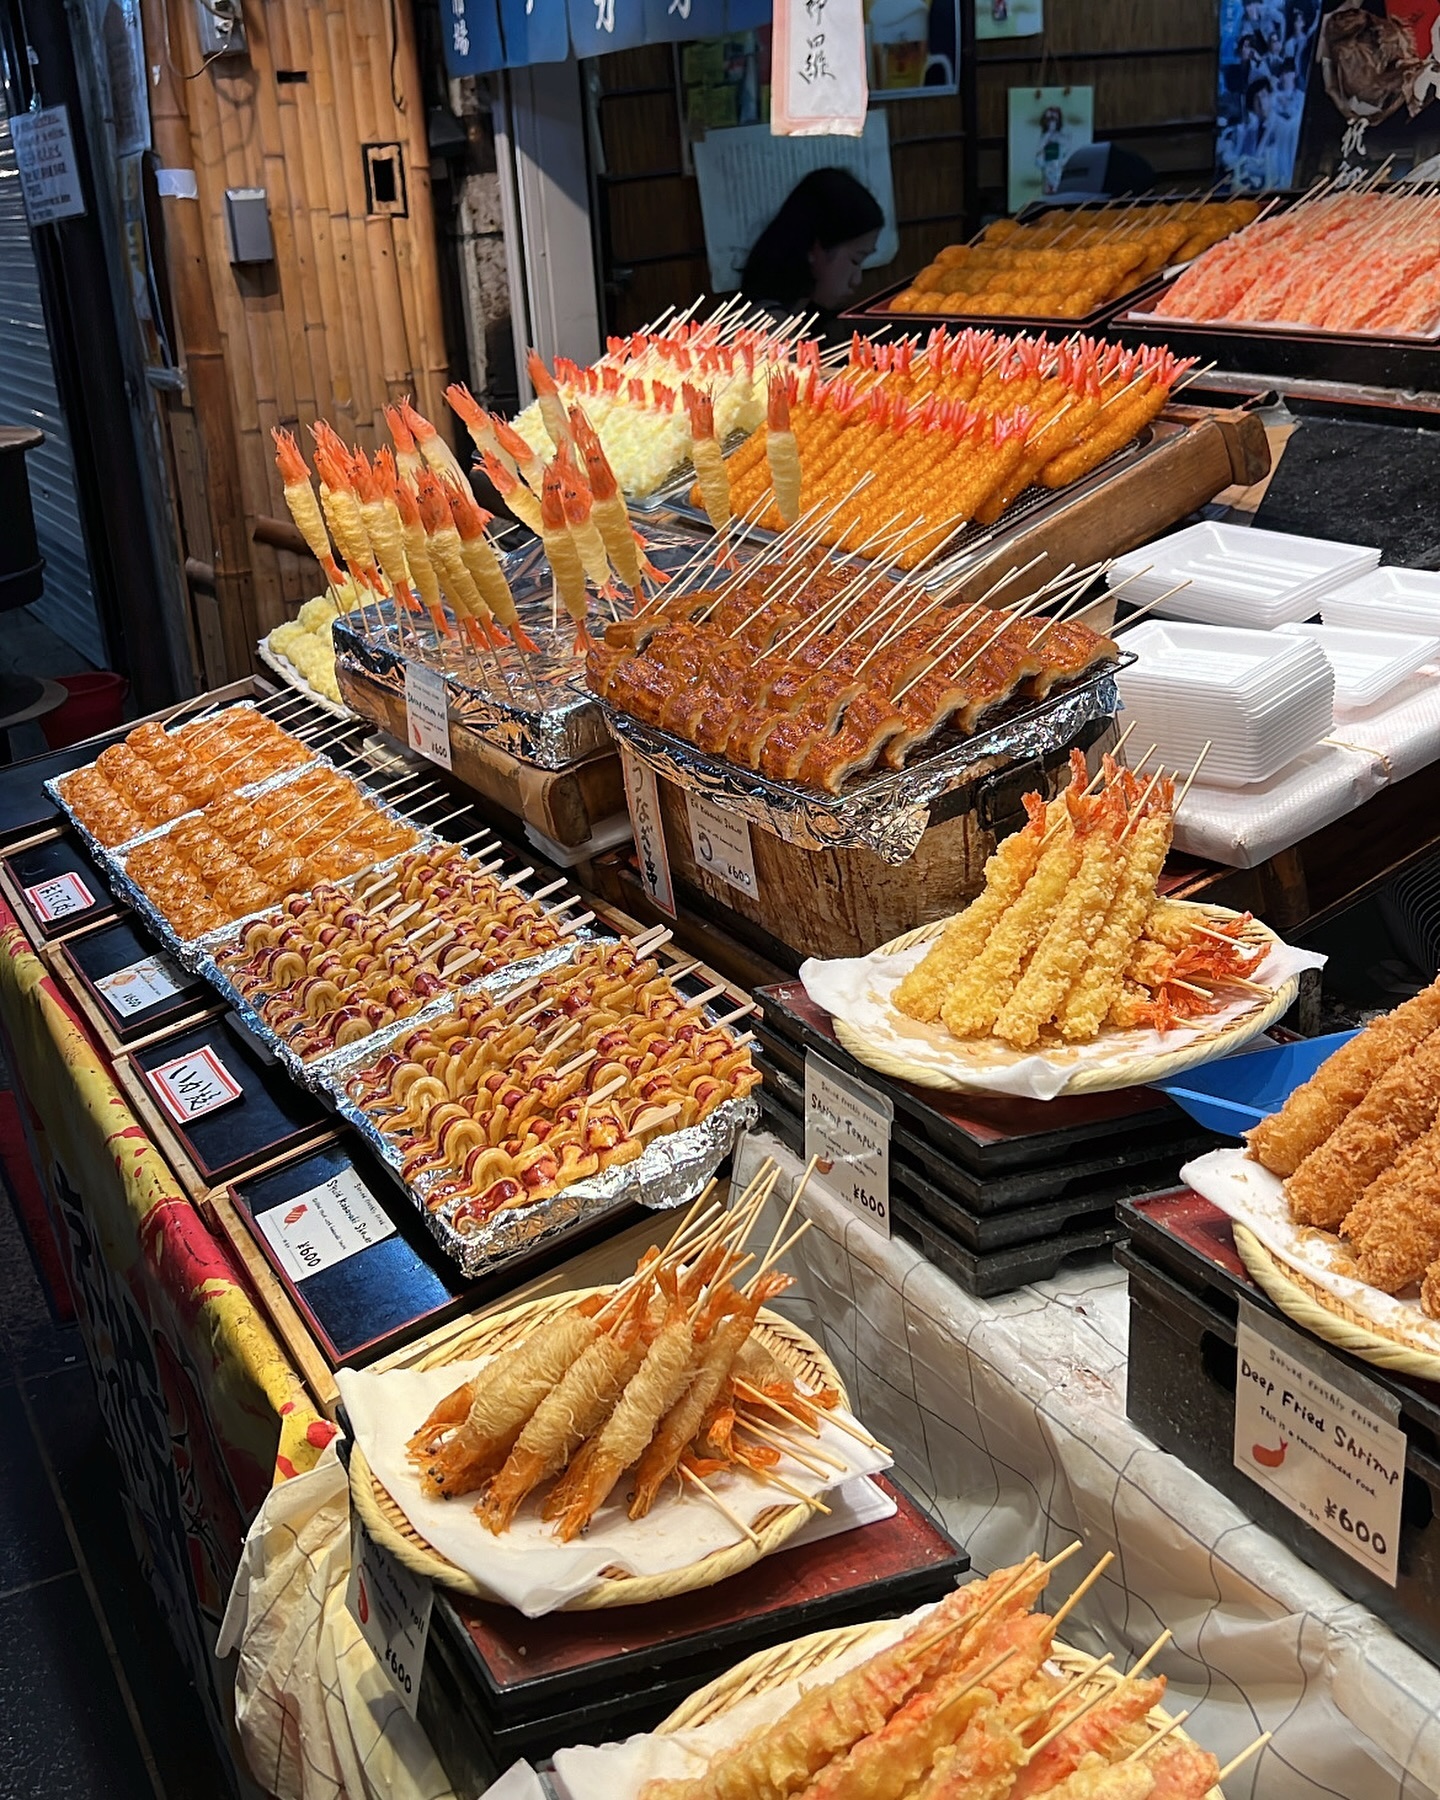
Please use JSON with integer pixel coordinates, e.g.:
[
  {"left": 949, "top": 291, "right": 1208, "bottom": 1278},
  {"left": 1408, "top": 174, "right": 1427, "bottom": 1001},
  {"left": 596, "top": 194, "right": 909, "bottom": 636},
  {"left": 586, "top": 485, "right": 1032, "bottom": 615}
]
[
  {"left": 832, "top": 902, "right": 1296, "bottom": 1096},
  {"left": 1233, "top": 1222, "right": 1440, "bottom": 1383},
  {"left": 349, "top": 1284, "right": 850, "bottom": 1608},
  {"left": 656, "top": 1619, "right": 1225, "bottom": 1798}
]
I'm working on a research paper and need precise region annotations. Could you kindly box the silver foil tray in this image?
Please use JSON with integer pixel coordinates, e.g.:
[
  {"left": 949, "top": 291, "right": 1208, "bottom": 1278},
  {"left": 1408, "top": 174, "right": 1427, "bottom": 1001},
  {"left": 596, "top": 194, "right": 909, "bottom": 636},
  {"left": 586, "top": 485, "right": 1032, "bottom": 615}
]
[{"left": 598, "top": 655, "right": 1132, "bottom": 863}]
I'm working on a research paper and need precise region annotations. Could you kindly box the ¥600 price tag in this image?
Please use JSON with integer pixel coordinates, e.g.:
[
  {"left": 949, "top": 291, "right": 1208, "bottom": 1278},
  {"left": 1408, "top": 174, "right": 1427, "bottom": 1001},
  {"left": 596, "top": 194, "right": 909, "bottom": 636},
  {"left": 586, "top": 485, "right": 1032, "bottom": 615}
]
[
  {"left": 96, "top": 953, "right": 187, "bottom": 1018},
  {"left": 804, "top": 1051, "right": 893, "bottom": 1239},
  {"left": 619, "top": 745, "right": 675, "bottom": 918},
  {"left": 346, "top": 1520, "right": 432, "bottom": 1718},
  {"left": 686, "top": 793, "right": 758, "bottom": 900},
  {"left": 1234, "top": 1300, "right": 1404, "bottom": 1586},
  {"left": 404, "top": 661, "right": 451, "bottom": 770}
]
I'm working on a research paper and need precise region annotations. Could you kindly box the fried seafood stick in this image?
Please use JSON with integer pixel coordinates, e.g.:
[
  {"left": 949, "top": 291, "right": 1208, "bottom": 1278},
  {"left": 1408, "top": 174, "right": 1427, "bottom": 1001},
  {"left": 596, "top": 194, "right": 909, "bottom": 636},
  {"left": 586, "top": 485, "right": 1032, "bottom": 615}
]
[
  {"left": 1342, "top": 1121, "right": 1440, "bottom": 1293},
  {"left": 1284, "top": 1033, "right": 1440, "bottom": 1231},
  {"left": 1247, "top": 978, "right": 1440, "bottom": 1177}
]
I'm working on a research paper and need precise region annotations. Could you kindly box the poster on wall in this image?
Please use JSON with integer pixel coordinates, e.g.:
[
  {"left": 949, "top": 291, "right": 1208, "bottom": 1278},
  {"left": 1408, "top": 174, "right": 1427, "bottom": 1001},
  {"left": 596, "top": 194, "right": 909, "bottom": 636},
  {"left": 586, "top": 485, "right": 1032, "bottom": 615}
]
[
  {"left": 692, "top": 109, "right": 897, "bottom": 288},
  {"left": 1216, "top": 0, "right": 1320, "bottom": 190},
  {"left": 865, "top": 0, "right": 959, "bottom": 98},
  {"left": 1007, "top": 85, "right": 1092, "bottom": 212},
  {"left": 683, "top": 31, "right": 770, "bottom": 130},
  {"left": 1292, "top": 0, "right": 1440, "bottom": 183},
  {"left": 975, "top": 0, "right": 1041, "bottom": 39}
]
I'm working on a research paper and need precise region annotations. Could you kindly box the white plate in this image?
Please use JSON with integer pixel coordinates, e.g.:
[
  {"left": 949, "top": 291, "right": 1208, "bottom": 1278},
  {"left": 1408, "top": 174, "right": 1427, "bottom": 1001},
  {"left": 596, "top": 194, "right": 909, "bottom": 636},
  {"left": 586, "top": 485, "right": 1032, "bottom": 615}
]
[
  {"left": 1321, "top": 567, "right": 1440, "bottom": 635},
  {"left": 1275, "top": 622, "right": 1440, "bottom": 710},
  {"left": 1116, "top": 620, "right": 1331, "bottom": 699},
  {"left": 1112, "top": 523, "right": 1380, "bottom": 628}
]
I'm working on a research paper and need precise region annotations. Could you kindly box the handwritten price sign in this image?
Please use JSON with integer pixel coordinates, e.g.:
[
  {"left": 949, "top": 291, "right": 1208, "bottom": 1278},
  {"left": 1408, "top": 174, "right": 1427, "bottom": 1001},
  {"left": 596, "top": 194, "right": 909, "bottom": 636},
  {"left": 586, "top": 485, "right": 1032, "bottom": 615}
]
[
  {"left": 147, "top": 1045, "right": 243, "bottom": 1125},
  {"left": 404, "top": 661, "right": 452, "bottom": 770},
  {"left": 24, "top": 871, "right": 94, "bottom": 923},
  {"left": 804, "top": 1051, "right": 893, "bottom": 1239},
  {"left": 346, "top": 1521, "right": 433, "bottom": 1718},
  {"left": 686, "top": 793, "right": 758, "bottom": 900},
  {"left": 1234, "top": 1300, "right": 1404, "bottom": 1585}
]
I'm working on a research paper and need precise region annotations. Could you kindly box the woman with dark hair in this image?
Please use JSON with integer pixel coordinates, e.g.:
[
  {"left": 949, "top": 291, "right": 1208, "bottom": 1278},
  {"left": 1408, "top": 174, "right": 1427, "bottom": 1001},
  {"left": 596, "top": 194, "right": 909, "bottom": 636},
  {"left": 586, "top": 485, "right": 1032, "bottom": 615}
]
[{"left": 739, "top": 168, "right": 885, "bottom": 335}]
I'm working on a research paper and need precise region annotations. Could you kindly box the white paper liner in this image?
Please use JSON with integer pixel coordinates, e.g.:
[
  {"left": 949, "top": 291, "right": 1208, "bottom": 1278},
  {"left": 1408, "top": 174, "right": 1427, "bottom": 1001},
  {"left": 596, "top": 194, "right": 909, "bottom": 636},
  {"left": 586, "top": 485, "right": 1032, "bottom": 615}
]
[
  {"left": 1182, "top": 1146, "right": 1440, "bottom": 1358},
  {"left": 547, "top": 1605, "right": 928, "bottom": 1799},
  {"left": 799, "top": 936, "right": 1326, "bottom": 1101},
  {"left": 336, "top": 1354, "right": 893, "bottom": 1619}
]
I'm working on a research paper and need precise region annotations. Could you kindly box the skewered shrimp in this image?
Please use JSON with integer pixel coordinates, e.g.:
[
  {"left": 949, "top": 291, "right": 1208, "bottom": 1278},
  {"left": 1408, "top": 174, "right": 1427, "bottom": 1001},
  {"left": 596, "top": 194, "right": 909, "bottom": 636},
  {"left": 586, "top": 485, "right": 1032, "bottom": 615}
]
[
  {"left": 552, "top": 1279, "right": 697, "bottom": 1540},
  {"left": 481, "top": 448, "right": 546, "bottom": 536},
  {"left": 445, "top": 381, "right": 518, "bottom": 479},
  {"left": 448, "top": 483, "right": 540, "bottom": 651},
  {"left": 1057, "top": 805, "right": 1174, "bottom": 1042},
  {"left": 417, "top": 470, "right": 488, "bottom": 640},
  {"left": 541, "top": 464, "right": 593, "bottom": 651},
  {"left": 492, "top": 414, "right": 550, "bottom": 496},
  {"left": 412, "top": 1295, "right": 606, "bottom": 1497},
  {"left": 528, "top": 350, "right": 575, "bottom": 450},
  {"left": 558, "top": 453, "right": 618, "bottom": 592},
  {"left": 351, "top": 448, "right": 417, "bottom": 609},
  {"left": 767, "top": 371, "right": 802, "bottom": 525},
  {"left": 385, "top": 403, "right": 426, "bottom": 487},
  {"left": 1007, "top": 1677, "right": 1167, "bottom": 1797},
  {"left": 685, "top": 384, "right": 733, "bottom": 536},
  {"left": 400, "top": 396, "right": 470, "bottom": 488},
  {"left": 477, "top": 1315, "right": 646, "bottom": 1533},
  {"left": 1038, "top": 1760, "right": 1156, "bottom": 1800},
  {"left": 272, "top": 428, "right": 345, "bottom": 589},
  {"left": 906, "top": 1708, "right": 1022, "bottom": 1800},
  {"left": 387, "top": 469, "right": 452, "bottom": 636},
  {"left": 311, "top": 425, "right": 384, "bottom": 592},
  {"left": 571, "top": 405, "right": 647, "bottom": 592}
]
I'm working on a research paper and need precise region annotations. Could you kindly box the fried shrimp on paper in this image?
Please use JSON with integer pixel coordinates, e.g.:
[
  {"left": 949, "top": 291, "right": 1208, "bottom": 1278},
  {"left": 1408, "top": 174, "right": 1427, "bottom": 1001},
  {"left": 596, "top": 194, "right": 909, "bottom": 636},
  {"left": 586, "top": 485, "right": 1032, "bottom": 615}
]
[
  {"left": 1247, "top": 975, "right": 1440, "bottom": 1176},
  {"left": 1342, "top": 1121, "right": 1440, "bottom": 1294}
]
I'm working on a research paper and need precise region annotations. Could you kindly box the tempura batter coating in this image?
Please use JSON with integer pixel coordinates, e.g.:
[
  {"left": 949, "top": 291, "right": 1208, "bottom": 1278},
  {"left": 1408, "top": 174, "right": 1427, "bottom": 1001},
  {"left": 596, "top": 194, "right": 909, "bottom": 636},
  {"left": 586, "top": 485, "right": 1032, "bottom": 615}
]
[
  {"left": 1248, "top": 978, "right": 1440, "bottom": 1177},
  {"left": 903, "top": 1710, "right": 1021, "bottom": 1799},
  {"left": 1039, "top": 1759, "right": 1155, "bottom": 1800},
  {"left": 1342, "top": 1121, "right": 1440, "bottom": 1292},
  {"left": 1284, "top": 1034, "right": 1440, "bottom": 1231},
  {"left": 893, "top": 793, "right": 1051, "bottom": 1024},
  {"left": 1057, "top": 814, "right": 1172, "bottom": 1043}
]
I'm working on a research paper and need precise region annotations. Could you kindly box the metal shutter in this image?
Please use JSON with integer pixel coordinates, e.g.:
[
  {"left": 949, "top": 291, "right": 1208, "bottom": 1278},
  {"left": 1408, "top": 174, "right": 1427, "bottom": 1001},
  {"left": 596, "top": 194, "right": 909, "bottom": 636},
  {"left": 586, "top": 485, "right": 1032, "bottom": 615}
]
[{"left": 0, "top": 96, "right": 106, "bottom": 667}]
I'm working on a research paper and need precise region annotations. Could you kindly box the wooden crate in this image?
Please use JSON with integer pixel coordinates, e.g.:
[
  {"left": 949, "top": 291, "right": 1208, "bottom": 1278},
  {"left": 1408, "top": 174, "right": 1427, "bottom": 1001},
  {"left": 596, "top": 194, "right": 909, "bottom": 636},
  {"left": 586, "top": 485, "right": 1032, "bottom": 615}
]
[{"left": 336, "top": 660, "right": 625, "bottom": 850}]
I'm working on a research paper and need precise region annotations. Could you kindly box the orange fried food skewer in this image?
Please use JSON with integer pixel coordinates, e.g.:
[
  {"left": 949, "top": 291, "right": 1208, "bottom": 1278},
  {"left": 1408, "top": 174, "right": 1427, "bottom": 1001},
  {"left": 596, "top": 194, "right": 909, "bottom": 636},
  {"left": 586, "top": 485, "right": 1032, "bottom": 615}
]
[{"left": 272, "top": 428, "right": 345, "bottom": 589}]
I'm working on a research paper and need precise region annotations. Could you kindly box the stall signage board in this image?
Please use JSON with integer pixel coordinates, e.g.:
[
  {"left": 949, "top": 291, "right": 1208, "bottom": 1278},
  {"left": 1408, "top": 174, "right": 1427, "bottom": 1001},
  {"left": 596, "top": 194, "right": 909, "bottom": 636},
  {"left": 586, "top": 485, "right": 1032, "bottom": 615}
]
[
  {"left": 346, "top": 1520, "right": 432, "bottom": 1719},
  {"left": 619, "top": 745, "right": 675, "bottom": 918},
  {"left": 1233, "top": 1300, "right": 1404, "bottom": 1587},
  {"left": 404, "top": 662, "right": 452, "bottom": 770},
  {"left": 24, "top": 871, "right": 94, "bottom": 923},
  {"left": 686, "top": 792, "right": 758, "bottom": 900},
  {"left": 147, "top": 1045, "right": 243, "bottom": 1124},
  {"left": 804, "top": 1050, "right": 893, "bottom": 1239},
  {"left": 96, "top": 953, "right": 186, "bottom": 1017},
  {"left": 257, "top": 1169, "right": 397, "bottom": 1284},
  {"left": 8, "top": 106, "right": 87, "bottom": 225}
]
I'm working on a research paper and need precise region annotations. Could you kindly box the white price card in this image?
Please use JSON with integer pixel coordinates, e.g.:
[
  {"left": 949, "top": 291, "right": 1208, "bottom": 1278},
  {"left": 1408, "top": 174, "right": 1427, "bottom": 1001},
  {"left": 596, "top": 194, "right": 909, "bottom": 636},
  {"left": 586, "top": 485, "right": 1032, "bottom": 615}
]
[
  {"left": 804, "top": 1050, "right": 893, "bottom": 1239},
  {"left": 1234, "top": 1300, "right": 1405, "bottom": 1586},
  {"left": 619, "top": 744, "right": 675, "bottom": 918},
  {"left": 404, "top": 661, "right": 452, "bottom": 770},
  {"left": 347, "top": 1519, "right": 432, "bottom": 1718},
  {"left": 8, "top": 105, "right": 87, "bottom": 225},
  {"left": 147, "top": 1044, "right": 243, "bottom": 1125},
  {"left": 686, "top": 793, "right": 758, "bottom": 900},
  {"left": 256, "top": 1169, "right": 397, "bottom": 1284},
  {"left": 96, "top": 954, "right": 187, "bottom": 1018},
  {"left": 24, "top": 871, "right": 94, "bottom": 923}
]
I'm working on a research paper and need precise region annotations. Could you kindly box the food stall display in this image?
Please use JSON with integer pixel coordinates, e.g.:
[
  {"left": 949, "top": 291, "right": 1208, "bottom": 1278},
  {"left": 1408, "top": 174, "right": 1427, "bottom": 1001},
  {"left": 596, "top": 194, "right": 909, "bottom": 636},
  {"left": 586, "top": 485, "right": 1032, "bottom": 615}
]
[
  {"left": 877, "top": 198, "right": 1259, "bottom": 324},
  {"left": 262, "top": 583, "right": 366, "bottom": 711}
]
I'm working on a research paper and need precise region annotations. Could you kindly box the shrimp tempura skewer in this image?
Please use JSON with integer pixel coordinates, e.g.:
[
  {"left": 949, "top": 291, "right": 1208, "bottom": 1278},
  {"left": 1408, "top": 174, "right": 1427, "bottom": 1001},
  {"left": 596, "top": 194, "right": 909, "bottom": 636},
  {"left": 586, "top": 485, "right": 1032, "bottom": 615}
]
[
  {"left": 271, "top": 429, "right": 345, "bottom": 589},
  {"left": 445, "top": 381, "right": 518, "bottom": 479},
  {"left": 540, "top": 465, "right": 592, "bottom": 651},
  {"left": 684, "top": 383, "right": 733, "bottom": 537},
  {"left": 416, "top": 470, "right": 493, "bottom": 651},
  {"left": 351, "top": 449, "right": 417, "bottom": 612},
  {"left": 310, "top": 428, "right": 385, "bottom": 595},
  {"left": 492, "top": 414, "right": 550, "bottom": 497},
  {"left": 388, "top": 472, "right": 453, "bottom": 638},
  {"left": 557, "top": 453, "right": 617, "bottom": 593},
  {"left": 447, "top": 483, "right": 541, "bottom": 654},
  {"left": 384, "top": 403, "right": 425, "bottom": 487},
  {"left": 767, "top": 370, "right": 802, "bottom": 525},
  {"left": 571, "top": 406, "right": 647, "bottom": 593},
  {"left": 481, "top": 448, "right": 546, "bottom": 536},
  {"left": 400, "top": 396, "right": 469, "bottom": 488},
  {"left": 527, "top": 349, "right": 574, "bottom": 450}
]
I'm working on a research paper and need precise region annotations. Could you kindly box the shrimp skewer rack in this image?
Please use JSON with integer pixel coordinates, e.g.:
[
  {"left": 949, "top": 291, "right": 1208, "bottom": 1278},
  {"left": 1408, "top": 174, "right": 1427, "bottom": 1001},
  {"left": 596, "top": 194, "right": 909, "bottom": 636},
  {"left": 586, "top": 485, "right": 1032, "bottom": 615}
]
[{"left": 336, "top": 933, "right": 760, "bottom": 1229}]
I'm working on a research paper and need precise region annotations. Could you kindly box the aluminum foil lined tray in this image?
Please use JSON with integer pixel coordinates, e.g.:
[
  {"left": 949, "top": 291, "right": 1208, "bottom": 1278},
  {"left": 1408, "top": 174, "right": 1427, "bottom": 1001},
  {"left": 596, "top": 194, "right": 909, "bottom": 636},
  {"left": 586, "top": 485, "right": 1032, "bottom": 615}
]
[
  {"left": 331, "top": 519, "right": 731, "bottom": 771},
  {"left": 256, "top": 637, "right": 354, "bottom": 721},
  {"left": 315, "top": 945, "right": 760, "bottom": 1277},
  {"left": 600, "top": 656, "right": 1129, "bottom": 863}
]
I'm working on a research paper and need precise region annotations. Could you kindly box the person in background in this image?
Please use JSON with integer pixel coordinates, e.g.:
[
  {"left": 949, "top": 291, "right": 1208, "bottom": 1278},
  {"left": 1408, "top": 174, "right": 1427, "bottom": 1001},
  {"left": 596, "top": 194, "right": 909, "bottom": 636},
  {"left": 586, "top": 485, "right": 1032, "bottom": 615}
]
[{"left": 740, "top": 168, "right": 885, "bottom": 340}]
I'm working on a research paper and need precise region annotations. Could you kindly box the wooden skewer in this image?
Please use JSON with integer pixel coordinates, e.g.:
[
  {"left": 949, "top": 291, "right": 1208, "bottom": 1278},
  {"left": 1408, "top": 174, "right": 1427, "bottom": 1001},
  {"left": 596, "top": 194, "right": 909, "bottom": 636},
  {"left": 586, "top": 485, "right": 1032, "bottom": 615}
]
[
  {"left": 1014, "top": 1660, "right": 1097, "bottom": 1732},
  {"left": 681, "top": 1465, "right": 761, "bottom": 1547},
  {"left": 1128, "top": 1627, "right": 1172, "bottom": 1677},
  {"left": 1214, "top": 1731, "right": 1273, "bottom": 1785},
  {"left": 1122, "top": 1709, "right": 1191, "bottom": 1762},
  {"left": 1039, "top": 1539, "right": 1085, "bottom": 1576},
  {"left": 735, "top": 1379, "right": 890, "bottom": 1456},
  {"left": 1022, "top": 1659, "right": 1120, "bottom": 1761},
  {"left": 1173, "top": 741, "right": 1211, "bottom": 811},
  {"left": 757, "top": 1468, "right": 830, "bottom": 1514},
  {"left": 735, "top": 1420, "right": 838, "bottom": 1481},
  {"left": 742, "top": 1412, "right": 848, "bottom": 1471},
  {"left": 1049, "top": 1550, "right": 1115, "bottom": 1631}
]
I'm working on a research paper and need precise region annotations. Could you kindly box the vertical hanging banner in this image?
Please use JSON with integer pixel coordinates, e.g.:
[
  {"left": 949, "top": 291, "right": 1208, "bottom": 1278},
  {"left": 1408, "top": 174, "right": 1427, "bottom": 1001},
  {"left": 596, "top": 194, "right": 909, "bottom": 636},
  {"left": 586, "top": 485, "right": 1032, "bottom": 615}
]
[
  {"left": 646, "top": 0, "right": 729, "bottom": 51},
  {"left": 567, "top": 0, "right": 652, "bottom": 60},
  {"left": 773, "top": 0, "right": 869, "bottom": 134},
  {"left": 439, "top": 0, "right": 507, "bottom": 71},
  {"left": 497, "top": 0, "right": 571, "bottom": 68}
]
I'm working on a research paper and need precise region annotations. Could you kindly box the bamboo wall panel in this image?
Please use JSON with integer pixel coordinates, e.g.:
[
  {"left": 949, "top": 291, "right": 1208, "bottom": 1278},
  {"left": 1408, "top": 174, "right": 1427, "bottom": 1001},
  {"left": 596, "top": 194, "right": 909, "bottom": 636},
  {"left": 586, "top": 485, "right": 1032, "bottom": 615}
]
[{"left": 154, "top": 0, "right": 451, "bottom": 642}]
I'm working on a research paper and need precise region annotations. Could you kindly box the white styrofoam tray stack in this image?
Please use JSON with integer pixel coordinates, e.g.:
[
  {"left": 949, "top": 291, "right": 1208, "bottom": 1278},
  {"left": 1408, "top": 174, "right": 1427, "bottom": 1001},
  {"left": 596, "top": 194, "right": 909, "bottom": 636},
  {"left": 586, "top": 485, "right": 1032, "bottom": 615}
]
[
  {"left": 1116, "top": 620, "right": 1335, "bottom": 788},
  {"left": 1275, "top": 621, "right": 1440, "bottom": 712},
  {"left": 1107, "top": 522, "right": 1380, "bottom": 628},
  {"left": 1321, "top": 566, "right": 1440, "bottom": 636}
]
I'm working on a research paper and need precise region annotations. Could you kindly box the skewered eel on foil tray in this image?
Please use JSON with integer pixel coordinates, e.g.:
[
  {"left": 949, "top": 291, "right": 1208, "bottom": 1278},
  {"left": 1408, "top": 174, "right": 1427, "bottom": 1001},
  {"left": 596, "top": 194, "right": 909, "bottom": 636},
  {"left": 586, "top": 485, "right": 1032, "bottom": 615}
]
[
  {"left": 599, "top": 655, "right": 1129, "bottom": 864},
  {"left": 314, "top": 940, "right": 759, "bottom": 1277},
  {"left": 332, "top": 521, "right": 741, "bottom": 771}
]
